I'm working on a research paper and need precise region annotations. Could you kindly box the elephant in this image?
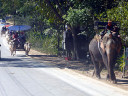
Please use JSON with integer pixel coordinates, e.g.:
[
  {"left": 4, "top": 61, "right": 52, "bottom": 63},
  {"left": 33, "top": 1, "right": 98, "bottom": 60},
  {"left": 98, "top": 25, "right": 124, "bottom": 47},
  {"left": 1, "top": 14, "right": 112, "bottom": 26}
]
[{"left": 89, "top": 33, "right": 121, "bottom": 83}]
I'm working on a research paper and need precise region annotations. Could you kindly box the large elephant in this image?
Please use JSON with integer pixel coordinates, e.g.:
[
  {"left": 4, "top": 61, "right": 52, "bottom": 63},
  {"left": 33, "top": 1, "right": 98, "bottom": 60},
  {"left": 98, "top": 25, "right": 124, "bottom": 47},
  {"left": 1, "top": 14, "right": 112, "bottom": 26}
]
[{"left": 89, "top": 34, "right": 121, "bottom": 83}]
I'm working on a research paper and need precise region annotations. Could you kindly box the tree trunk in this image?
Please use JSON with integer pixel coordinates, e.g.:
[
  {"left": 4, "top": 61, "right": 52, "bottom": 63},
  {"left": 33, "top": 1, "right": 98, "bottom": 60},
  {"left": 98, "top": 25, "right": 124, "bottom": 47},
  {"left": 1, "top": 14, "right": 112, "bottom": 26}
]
[{"left": 72, "top": 26, "right": 79, "bottom": 60}]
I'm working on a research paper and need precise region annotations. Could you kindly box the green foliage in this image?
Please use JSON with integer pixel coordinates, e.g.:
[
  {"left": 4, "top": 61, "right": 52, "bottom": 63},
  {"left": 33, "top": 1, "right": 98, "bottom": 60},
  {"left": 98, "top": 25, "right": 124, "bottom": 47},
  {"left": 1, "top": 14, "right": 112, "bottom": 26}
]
[
  {"left": 75, "top": 0, "right": 118, "bottom": 14},
  {"left": 117, "top": 52, "right": 125, "bottom": 71},
  {"left": 63, "top": 7, "right": 94, "bottom": 39},
  {"left": 18, "top": 1, "right": 35, "bottom": 16},
  {"left": 42, "top": 36, "right": 58, "bottom": 55},
  {"left": 63, "top": 8, "right": 90, "bottom": 27},
  {"left": 97, "top": 2, "right": 128, "bottom": 43},
  {"left": 27, "top": 28, "right": 59, "bottom": 55},
  {"left": 0, "top": 0, "right": 121, "bottom": 56}
]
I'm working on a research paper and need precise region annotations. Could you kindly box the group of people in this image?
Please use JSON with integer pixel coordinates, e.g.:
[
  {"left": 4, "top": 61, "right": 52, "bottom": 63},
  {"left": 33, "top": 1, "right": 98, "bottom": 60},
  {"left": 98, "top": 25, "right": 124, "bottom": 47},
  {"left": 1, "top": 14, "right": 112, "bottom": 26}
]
[{"left": 8, "top": 30, "right": 26, "bottom": 48}]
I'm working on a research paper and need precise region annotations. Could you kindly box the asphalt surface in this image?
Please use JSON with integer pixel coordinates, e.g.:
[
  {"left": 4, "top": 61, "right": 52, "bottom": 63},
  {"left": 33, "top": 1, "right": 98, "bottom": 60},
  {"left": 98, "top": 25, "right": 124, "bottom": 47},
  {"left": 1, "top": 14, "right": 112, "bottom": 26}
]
[{"left": 0, "top": 26, "right": 128, "bottom": 96}]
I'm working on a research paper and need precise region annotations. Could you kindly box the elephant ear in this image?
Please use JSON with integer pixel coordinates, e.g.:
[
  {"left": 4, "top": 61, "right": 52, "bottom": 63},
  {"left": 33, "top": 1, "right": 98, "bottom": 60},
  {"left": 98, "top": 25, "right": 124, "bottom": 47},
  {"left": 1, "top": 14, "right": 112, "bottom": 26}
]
[{"left": 115, "top": 38, "right": 122, "bottom": 54}]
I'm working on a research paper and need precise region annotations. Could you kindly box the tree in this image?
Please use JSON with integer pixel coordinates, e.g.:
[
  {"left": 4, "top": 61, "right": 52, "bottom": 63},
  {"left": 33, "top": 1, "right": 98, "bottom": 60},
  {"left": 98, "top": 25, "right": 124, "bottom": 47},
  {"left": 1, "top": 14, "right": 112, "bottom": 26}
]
[
  {"left": 63, "top": 8, "right": 94, "bottom": 59},
  {"left": 0, "top": 0, "right": 121, "bottom": 59},
  {"left": 97, "top": 1, "right": 128, "bottom": 44}
]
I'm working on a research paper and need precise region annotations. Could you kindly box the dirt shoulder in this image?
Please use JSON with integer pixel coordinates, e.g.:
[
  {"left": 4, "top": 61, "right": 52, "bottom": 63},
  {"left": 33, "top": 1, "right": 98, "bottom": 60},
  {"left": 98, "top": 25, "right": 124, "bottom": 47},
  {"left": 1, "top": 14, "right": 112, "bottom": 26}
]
[{"left": 28, "top": 49, "right": 128, "bottom": 91}]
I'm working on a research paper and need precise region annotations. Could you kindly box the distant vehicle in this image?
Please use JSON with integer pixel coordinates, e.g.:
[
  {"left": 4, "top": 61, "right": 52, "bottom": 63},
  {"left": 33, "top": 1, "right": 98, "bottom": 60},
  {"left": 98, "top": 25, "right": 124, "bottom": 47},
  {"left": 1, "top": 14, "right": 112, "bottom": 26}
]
[{"left": 0, "top": 19, "right": 6, "bottom": 24}]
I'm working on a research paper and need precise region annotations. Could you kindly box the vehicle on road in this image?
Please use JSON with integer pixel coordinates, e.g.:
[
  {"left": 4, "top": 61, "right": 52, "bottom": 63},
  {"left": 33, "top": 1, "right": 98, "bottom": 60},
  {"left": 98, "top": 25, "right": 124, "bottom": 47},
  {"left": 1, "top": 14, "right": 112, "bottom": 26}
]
[
  {"left": 9, "top": 31, "right": 31, "bottom": 56},
  {"left": 7, "top": 25, "right": 31, "bottom": 56}
]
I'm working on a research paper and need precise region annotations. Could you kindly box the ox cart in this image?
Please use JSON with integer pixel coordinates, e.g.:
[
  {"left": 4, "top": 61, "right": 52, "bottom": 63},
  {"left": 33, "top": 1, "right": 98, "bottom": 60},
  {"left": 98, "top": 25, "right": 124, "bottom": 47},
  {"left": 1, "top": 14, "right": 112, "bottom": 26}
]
[
  {"left": 8, "top": 25, "right": 31, "bottom": 56},
  {"left": 9, "top": 34, "right": 31, "bottom": 56}
]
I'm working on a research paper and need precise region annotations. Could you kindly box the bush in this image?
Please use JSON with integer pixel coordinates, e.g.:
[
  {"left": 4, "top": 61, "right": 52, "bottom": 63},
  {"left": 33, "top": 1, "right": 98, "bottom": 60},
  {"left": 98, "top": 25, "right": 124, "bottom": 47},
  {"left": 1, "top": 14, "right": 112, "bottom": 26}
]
[
  {"left": 117, "top": 47, "right": 125, "bottom": 71},
  {"left": 27, "top": 28, "right": 59, "bottom": 55}
]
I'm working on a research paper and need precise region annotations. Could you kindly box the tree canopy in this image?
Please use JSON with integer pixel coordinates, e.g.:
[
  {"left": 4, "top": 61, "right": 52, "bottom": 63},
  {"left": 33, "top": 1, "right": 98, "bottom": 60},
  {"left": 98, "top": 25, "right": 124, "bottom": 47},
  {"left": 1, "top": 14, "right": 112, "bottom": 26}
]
[{"left": 0, "top": 0, "right": 128, "bottom": 59}]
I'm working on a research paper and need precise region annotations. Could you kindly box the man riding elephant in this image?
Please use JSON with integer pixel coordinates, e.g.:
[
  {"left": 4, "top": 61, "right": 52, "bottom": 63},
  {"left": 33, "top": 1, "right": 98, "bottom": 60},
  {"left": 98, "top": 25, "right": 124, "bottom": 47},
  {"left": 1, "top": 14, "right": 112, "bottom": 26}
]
[
  {"left": 100, "top": 20, "right": 122, "bottom": 54},
  {"left": 100, "top": 20, "right": 120, "bottom": 38},
  {"left": 89, "top": 20, "right": 122, "bottom": 83}
]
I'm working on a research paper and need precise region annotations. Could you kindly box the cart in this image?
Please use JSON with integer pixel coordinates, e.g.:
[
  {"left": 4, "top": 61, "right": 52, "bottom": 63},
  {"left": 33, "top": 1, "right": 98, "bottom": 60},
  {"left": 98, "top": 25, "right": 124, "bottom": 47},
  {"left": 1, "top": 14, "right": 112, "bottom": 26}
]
[
  {"left": 8, "top": 25, "right": 31, "bottom": 56},
  {"left": 9, "top": 39, "right": 31, "bottom": 56}
]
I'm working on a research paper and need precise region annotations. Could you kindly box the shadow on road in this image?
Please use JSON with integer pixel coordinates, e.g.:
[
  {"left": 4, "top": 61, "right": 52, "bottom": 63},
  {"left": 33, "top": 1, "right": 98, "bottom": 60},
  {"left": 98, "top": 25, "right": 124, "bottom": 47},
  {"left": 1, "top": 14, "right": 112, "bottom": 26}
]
[
  {"left": 0, "top": 56, "right": 58, "bottom": 68},
  {"left": 0, "top": 58, "right": 23, "bottom": 61},
  {"left": 30, "top": 55, "right": 57, "bottom": 57},
  {"left": 0, "top": 54, "right": 93, "bottom": 72},
  {"left": 29, "top": 54, "right": 93, "bottom": 70},
  {"left": 117, "top": 79, "right": 128, "bottom": 85}
]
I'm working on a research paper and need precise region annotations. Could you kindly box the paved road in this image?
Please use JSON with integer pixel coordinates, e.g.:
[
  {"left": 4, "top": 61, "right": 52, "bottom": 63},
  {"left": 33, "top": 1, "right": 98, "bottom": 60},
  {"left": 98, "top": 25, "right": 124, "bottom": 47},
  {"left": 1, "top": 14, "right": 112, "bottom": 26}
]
[{"left": 0, "top": 27, "right": 128, "bottom": 96}]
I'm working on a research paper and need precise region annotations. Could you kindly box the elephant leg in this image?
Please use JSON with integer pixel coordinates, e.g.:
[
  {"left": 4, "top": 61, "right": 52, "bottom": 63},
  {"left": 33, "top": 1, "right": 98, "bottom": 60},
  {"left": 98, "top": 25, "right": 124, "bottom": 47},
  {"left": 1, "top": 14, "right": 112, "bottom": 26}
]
[
  {"left": 100, "top": 51, "right": 115, "bottom": 82},
  {"left": 107, "top": 50, "right": 117, "bottom": 83},
  {"left": 100, "top": 52, "right": 111, "bottom": 80},
  {"left": 109, "top": 62, "right": 117, "bottom": 83},
  {"left": 90, "top": 51, "right": 100, "bottom": 79},
  {"left": 99, "top": 62, "right": 104, "bottom": 74},
  {"left": 94, "top": 62, "right": 104, "bottom": 79},
  {"left": 90, "top": 51, "right": 96, "bottom": 77},
  {"left": 94, "top": 62, "right": 101, "bottom": 79},
  {"left": 107, "top": 66, "right": 116, "bottom": 83}
]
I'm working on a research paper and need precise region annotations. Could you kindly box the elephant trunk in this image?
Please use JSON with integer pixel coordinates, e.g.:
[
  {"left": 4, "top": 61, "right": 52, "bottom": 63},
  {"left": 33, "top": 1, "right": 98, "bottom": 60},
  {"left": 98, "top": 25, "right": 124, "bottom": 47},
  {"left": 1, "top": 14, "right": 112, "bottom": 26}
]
[{"left": 106, "top": 40, "right": 117, "bottom": 82}]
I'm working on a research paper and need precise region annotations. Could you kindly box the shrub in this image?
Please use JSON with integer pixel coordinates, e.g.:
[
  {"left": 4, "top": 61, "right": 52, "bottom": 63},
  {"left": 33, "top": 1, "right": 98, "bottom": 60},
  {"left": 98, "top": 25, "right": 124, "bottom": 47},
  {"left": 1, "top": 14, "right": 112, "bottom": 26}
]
[{"left": 117, "top": 47, "right": 125, "bottom": 71}]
